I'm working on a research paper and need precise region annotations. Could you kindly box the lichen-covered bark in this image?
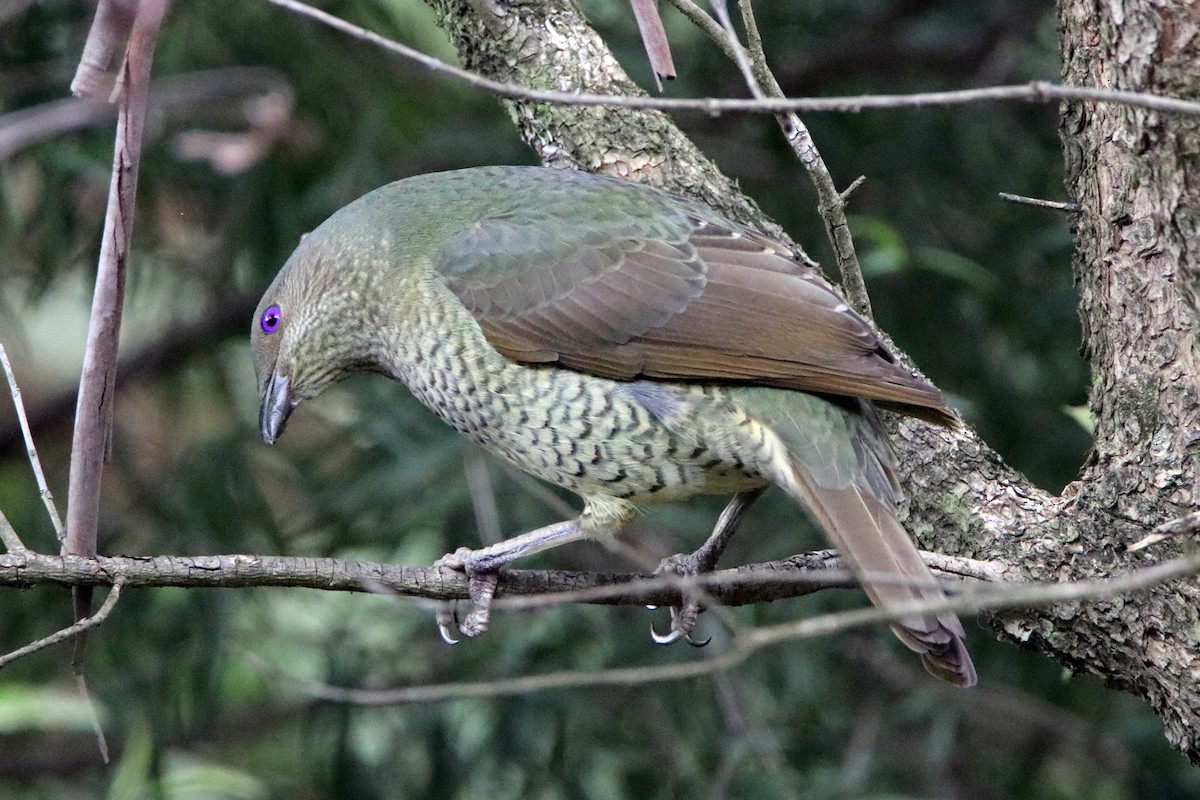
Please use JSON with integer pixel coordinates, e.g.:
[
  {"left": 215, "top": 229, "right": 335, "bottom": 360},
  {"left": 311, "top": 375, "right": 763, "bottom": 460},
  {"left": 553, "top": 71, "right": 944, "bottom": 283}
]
[{"left": 424, "top": 0, "right": 1200, "bottom": 759}]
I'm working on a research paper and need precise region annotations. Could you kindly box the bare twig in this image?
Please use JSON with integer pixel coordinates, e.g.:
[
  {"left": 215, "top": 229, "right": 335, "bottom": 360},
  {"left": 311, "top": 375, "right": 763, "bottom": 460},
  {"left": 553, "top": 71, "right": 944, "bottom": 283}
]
[
  {"left": 74, "top": 675, "right": 109, "bottom": 764},
  {"left": 708, "top": 0, "right": 764, "bottom": 99},
  {"left": 741, "top": 0, "right": 871, "bottom": 316},
  {"left": 70, "top": 0, "right": 138, "bottom": 98},
  {"left": 266, "top": 0, "right": 1200, "bottom": 119},
  {"left": 1127, "top": 510, "right": 1200, "bottom": 552},
  {"left": 0, "top": 581, "right": 123, "bottom": 670},
  {"left": 65, "top": 0, "right": 168, "bottom": 670},
  {"left": 0, "top": 344, "right": 65, "bottom": 542},
  {"left": 840, "top": 175, "right": 867, "bottom": 202},
  {"left": 677, "top": 0, "right": 873, "bottom": 315},
  {"left": 999, "top": 192, "right": 1084, "bottom": 214},
  {"left": 65, "top": 0, "right": 168, "bottom": 567},
  {"left": 280, "top": 551, "right": 1200, "bottom": 706},
  {"left": 0, "top": 548, "right": 942, "bottom": 602},
  {"left": 630, "top": 0, "right": 676, "bottom": 91},
  {"left": 0, "top": 508, "right": 25, "bottom": 554}
]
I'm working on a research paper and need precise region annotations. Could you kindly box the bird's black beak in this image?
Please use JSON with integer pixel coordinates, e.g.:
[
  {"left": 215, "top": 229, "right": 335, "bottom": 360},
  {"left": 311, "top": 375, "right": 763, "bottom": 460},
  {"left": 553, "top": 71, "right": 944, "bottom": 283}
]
[{"left": 260, "top": 369, "right": 293, "bottom": 444}]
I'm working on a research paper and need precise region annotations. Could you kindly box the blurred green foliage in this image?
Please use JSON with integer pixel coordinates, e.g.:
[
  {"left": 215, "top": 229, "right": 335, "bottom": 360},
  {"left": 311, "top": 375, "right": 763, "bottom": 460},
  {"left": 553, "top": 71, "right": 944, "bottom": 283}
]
[{"left": 0, "top": 1, "right": 1195, "bottom": 798}]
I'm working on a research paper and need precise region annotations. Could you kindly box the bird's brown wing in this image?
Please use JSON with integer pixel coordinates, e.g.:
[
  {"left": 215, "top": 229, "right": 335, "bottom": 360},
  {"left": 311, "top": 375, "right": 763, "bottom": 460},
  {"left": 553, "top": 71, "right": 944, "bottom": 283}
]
[{"left": 435, "top": 201, "right": 954, "bottom": 425}]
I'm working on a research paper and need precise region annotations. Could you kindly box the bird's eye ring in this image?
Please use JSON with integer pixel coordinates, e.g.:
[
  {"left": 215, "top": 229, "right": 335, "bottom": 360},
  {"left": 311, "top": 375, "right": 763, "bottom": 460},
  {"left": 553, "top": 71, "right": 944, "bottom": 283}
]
[{"left": 261, "top": 305, "right": 282, "bottom": 334}]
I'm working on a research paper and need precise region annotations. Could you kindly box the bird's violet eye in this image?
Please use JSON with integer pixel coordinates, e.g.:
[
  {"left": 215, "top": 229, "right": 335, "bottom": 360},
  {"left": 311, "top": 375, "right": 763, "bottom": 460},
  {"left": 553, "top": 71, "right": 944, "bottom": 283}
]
[{"left": 261, "top": 305, "right": 282, "bottom": 334}]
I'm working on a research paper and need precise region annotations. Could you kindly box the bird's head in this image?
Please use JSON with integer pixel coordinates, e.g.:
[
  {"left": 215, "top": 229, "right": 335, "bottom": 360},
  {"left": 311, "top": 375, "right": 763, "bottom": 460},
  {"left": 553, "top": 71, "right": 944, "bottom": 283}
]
[{"left": 251, "top": 229, "right": 388, "bottom": 445}]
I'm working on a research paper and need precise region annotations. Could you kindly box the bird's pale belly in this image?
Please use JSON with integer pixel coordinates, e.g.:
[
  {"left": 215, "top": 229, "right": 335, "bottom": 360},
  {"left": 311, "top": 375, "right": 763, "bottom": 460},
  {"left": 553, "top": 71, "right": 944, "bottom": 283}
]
[{"left": 401, "top": 336, "right": 765, "bottom": 502}]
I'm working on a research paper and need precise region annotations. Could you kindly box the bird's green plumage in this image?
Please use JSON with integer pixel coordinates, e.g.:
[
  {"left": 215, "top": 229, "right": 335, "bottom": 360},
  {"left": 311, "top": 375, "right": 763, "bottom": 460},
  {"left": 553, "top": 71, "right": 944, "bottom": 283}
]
[{"left": 251, "top": 166, "right": 975, "bottom": 686}]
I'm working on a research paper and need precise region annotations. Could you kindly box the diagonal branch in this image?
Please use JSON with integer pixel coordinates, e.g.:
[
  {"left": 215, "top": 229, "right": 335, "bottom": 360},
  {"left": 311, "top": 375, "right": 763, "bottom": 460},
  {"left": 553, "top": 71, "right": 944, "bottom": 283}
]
[
  {"left": 629, "top": 0, "right": 676, "bottom": 91},
  {"left": 675, "top": 0, "right": 873, "bottom": 315},
  {"left": 0, "top": 508, "right": 25, "bottom": 555},
  {"left": 0, "top": 344, "right": 63, "bottom": 542},
  {"left": 0, "top": 581, "right": 123, "bottom": 670}
]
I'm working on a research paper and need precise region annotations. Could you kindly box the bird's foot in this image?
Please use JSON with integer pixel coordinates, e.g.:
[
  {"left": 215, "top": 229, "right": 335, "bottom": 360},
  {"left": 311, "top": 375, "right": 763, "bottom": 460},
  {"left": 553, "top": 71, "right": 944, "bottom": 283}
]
[
  {"left": 434, "top": 547, "right": 500, "bottom": 643},
  {"left": 649, "top": 551, "right": 711, "bottom": 648},
  {"left": 430, "top": 519, "right": 587, "bottom": 644}
]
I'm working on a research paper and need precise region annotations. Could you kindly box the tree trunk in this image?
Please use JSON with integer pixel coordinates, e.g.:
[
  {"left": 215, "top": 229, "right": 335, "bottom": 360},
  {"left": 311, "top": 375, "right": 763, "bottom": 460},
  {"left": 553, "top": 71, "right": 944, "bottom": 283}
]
[
  {"left": 425, "top": 0, "right": 1200, "bottom": 760},
  {"left": 1054, "top": 0, "right": 1200, "bottom": 757}
]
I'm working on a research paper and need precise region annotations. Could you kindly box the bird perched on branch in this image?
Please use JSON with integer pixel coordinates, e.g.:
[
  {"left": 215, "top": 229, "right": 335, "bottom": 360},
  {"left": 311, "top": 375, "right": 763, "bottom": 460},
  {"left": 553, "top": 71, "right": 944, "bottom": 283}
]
[{"left": 251, "top": 165, "right": 976, "bottom": 687}]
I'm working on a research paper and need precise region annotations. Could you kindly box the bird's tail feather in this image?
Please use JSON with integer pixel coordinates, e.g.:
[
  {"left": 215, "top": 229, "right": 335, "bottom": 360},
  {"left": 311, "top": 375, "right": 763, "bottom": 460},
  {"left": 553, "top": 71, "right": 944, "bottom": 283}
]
[{"left": 783, "top": 466, "right": 977, "bottom": 687}]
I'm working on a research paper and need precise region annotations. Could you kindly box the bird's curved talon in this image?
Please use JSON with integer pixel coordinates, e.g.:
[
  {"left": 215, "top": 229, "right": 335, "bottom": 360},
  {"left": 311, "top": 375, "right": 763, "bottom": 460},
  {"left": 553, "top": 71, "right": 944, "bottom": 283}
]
[
  {"left": 650, "top": 622, "right": 685, "bottom": 645},
  {"left": 437, "top": 611, "right": 460, "bottom": 646},
  {"left": 646, "top": 553, "right": 708, "bottom": 647}
]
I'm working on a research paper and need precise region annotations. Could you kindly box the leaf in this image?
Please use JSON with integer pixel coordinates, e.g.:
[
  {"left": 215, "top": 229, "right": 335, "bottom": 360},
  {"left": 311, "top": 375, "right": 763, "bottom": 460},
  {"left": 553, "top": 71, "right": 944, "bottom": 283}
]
[{"left": 1063, "top": 404, "right": 1095, "bottom": 434}]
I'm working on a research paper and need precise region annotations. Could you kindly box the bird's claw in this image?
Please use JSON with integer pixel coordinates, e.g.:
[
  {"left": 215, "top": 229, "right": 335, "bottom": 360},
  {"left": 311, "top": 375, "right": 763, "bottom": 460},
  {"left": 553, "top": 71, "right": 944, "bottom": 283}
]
[
  {"left": 648, "top": 553, "right": 711, "bottom": 647},
  {"left": 436, "top": 605, "right": 461, "bottom": 645},
  {"left": 649, "top": 618, "right": 710, "bottom": 647},
  {"left": 434, "top": 547, "right": 500, "bottom": 643}
]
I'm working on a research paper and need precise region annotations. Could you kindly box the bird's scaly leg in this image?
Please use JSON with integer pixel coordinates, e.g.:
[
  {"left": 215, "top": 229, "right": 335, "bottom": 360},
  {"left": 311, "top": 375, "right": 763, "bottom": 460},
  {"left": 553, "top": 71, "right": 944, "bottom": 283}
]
[
  {"left": 651, "top": 487, "right": 765, "bottom": 646},
  {"left": 435, "top": 519, "right": 585, "bottom": 642}
]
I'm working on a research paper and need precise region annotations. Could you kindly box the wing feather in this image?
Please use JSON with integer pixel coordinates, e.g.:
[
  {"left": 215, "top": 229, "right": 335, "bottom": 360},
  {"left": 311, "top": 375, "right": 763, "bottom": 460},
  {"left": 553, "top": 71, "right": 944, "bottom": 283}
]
[{"left": 435, "top": 183, "right": 954, "bottom": 425}]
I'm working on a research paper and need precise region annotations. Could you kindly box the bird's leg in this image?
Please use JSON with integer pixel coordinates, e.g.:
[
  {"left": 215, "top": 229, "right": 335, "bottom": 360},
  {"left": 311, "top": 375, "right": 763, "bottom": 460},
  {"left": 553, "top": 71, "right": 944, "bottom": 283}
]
[
  {"left": 434, "top": 518, "right": 585, "bottom": 642},
  {"left": 651, "top": 487, "right": 765, "bottom": 646}
]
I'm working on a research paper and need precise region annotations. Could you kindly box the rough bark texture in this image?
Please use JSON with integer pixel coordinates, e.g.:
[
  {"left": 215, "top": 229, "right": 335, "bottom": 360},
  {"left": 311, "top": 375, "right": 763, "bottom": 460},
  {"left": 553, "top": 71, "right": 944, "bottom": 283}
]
[
  {"left": 1054, "top": 0, "right": 1200, "bottom": 755},
  {"left": 420, "top": 0, "right": 1200, "bottom": 759}
]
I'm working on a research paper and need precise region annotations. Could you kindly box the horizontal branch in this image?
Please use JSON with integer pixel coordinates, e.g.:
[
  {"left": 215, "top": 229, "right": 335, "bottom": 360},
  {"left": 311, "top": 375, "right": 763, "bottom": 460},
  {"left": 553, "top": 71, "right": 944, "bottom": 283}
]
[
  {"left": 0, "top": 549, "right": 1001, "bottom": 608},
  {"left": 296, "top": 551, "right": 1200, "bottom": 707},
  {"left": 269, "top": 0, "right": 1200, "bottom": 118}
]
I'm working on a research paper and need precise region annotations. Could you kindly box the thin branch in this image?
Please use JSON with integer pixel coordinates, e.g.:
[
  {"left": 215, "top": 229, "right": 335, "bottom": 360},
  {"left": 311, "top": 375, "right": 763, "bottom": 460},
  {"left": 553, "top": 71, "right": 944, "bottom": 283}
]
[
  {"left": 0, "top": 546, "right": 1182, "bottom": 620},
  {"left": 0, "top": 508, "right": 25, "bottom": 555},
  {"left": 738, "top": 0, "right": 872, "bottom": 315},
  {"left": 70, "top": 0, "right": 138, "bottom": 98},
  {"left": 1127, "top": 510, "right": 1200, "bottom": 552},
  {"left": 999, "top": 192, "right": 1084, "bottom": 214},
  {"left": 0, "top": 581, "right": 123, "bottom": 670},
  {"left": 708, "top": 0, "right": 764, "bottom": 99},
  {"left": 266, "top": 0, "right": 1200, "bottom": 119},
  {"left": 0, "top": 549, "right": 942, "bottom": 603},
  {"left": 65, "top": 0, "right": 169, "bottom": 568},
  {"left": 0, "top": 344, "right": 63, "bottom": 542},
  {"left": 283, "top": 551, "right": 1200, "bottom": 706},
  {"left": 629, "top": 0, "right": 676, "bottom": 91}
]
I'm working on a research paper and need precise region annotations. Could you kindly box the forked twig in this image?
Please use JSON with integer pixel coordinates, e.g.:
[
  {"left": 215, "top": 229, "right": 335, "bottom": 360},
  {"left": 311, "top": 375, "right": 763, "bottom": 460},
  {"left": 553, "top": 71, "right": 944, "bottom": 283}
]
[
  {"left": 673, "top": 0, "right": 873, "bottom": 315},
  {"left": 0, "top": 580, "right": 124, "bottom": 670}
]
